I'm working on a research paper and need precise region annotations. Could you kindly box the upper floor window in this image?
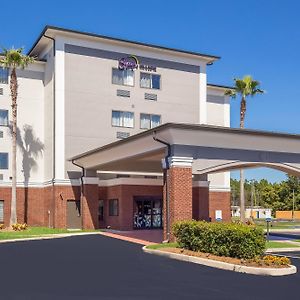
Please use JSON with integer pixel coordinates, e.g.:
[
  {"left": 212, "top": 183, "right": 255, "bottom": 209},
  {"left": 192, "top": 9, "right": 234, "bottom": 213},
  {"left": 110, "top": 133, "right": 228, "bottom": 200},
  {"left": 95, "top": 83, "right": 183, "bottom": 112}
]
[
  {"left": 140, "top": 73, "right": 161, "bottom": 90},
  {"left": 0, "top": 110, "right": 8, "bottom": 126},
  {"left": 0, "top": 68, "right": 8, "bottom": 84},
  {"left": 0, "top": 153, "right": 8, "bottom": 169},
  {"left": 140, "top": 113, "right": 161, "bottom": 129},
  {"left": 112, "top": 68, "right": 134, "bottom": 86},
  {"left": 112, "top": 110, "right": 134, "bottom": 128}
]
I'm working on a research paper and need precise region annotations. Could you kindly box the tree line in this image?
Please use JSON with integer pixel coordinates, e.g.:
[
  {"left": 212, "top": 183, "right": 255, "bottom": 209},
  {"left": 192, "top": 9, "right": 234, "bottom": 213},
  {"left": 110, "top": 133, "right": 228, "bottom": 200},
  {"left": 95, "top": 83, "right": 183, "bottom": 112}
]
[{"left": 230, "top": 175, "right": 300, "bottom": 212}]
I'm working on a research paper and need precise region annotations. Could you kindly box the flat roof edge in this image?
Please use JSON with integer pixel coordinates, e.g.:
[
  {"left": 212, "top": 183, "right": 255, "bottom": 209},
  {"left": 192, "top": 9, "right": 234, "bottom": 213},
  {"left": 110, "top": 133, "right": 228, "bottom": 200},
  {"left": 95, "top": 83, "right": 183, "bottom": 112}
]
[
  {"left": 28, "top": 25, "right": 221, "bottom": 61},
  {"left": 69, "top": 123, "right": 300, "bottom": 162},
  {"left": 207, "top": 83, "right": 235, "bottom": 90}
]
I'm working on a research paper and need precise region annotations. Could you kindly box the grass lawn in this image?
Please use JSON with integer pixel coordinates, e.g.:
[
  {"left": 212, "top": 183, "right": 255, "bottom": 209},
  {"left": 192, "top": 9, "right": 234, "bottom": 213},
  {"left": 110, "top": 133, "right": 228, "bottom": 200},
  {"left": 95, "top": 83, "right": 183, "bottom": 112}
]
[
  {"left": 0, "top": 227, "right": 100, "bottom": 240},
  {"left": 266, "top": 241, "right": 300, "bottom": 248},
  {"left": 147, "top": 241, "right": 300, "bottom": 251},
  {"left": 255, "top": 220, "right": 300, "bottom": 230},
  {"left": 147, "top": 242, "right": 178, "bottom": 250}
]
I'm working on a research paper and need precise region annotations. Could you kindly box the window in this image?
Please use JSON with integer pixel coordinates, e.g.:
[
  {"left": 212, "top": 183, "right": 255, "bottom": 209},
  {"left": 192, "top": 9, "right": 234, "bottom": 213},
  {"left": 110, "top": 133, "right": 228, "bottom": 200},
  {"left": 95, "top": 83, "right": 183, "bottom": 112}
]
[
  {"left": 0, "top": 153, "right": 8, "bottom": 169},
  {"left": 140, "top": 113, "right": 161, "bottom": 129},
  {"left": 98, "top": 200, "right": 104, "bottom": 221},
  {"left": 0, "top": 110, "right": 8, "bottom": 126},
  {"left": 112, "top": 68, "right": 134, "bottom": 86},
  {"left": 112, "top": 110, "right": 134, "bottom": 128},
  {"left": 140, "top": 73, "right": 161, "bottom": 89},
  {"left": 0, "top": 68, "right": 8, "bottom": 84},
  {"left": 109, "top": 199, "right": 119, "bottom": 216},
  {"left": 0, "top": 201, "right": 3, "bottom": 223}
]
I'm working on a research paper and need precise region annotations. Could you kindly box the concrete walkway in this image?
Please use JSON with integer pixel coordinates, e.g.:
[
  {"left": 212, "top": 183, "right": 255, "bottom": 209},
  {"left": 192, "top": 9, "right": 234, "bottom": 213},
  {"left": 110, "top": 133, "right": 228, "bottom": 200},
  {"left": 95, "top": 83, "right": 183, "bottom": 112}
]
[{"left": 99, "top": 229, "right": 163, "bottom": 245}]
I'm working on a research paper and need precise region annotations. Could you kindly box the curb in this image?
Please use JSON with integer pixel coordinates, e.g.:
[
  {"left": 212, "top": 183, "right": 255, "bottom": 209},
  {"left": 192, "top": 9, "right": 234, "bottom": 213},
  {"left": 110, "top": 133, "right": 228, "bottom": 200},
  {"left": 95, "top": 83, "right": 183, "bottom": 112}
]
[
  {"left": 143, "top": 247, "right": 297, "bottom": 276},
  {"left": 0, "top": 232, "right": 100, "bottom": 244}
]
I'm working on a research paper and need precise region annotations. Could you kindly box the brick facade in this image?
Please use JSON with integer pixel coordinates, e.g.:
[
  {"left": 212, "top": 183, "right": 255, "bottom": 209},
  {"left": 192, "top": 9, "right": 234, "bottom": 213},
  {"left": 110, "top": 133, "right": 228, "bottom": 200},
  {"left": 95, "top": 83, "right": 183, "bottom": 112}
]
[
  {"left": 192, "top": 186, "right": 210, "bottom": 221},
  {"left": 0, "top": 183, "right": 230, "bottom": 230},
  {"left": 0, "top": 185, "right": 80, "bottom": 228},
  {"left": 82, "top": 184, "right": 99, "bottom": 229},
  {"left": 192, "top": 187, "right": 231, "bottom": 222},
  {"left": 99, "top": 185, "right": 162, "bottom": 230},
  {"left": 209, "top": 191, "right": 231, "bottom": 221}
]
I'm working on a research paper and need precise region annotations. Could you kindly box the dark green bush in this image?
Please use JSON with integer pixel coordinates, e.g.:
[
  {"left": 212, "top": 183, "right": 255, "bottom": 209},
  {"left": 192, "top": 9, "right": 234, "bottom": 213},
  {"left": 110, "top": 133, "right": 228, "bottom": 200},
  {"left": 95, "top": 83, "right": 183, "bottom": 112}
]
[{"left": 172, "top": 220, "right": 266, "bottom": 259}]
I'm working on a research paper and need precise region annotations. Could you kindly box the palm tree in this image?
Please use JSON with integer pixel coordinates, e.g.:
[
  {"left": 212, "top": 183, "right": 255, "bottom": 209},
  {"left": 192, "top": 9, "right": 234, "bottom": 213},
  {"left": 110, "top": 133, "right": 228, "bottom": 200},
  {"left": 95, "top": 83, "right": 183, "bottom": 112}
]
[
  {"left": 225, "top": 75, "right": 264, "bottom": 222},
  {"left": 0, "top": 48, "right": 34, "bottom": 226}
]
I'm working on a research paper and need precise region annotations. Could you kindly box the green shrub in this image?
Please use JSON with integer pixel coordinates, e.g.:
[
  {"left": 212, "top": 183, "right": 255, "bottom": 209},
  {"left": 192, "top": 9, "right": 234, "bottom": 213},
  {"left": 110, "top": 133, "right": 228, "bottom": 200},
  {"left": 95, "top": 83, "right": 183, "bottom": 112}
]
[{"left": 172, "top": 220, "right": 266, "bottom": 259}]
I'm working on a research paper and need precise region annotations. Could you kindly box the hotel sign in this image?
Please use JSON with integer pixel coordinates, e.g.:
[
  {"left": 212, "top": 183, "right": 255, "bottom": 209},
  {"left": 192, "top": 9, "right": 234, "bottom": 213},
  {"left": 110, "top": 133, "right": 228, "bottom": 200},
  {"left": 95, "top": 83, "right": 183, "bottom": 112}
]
[{"left": 118, "top": 55, "right": 156, "bottom": 72}]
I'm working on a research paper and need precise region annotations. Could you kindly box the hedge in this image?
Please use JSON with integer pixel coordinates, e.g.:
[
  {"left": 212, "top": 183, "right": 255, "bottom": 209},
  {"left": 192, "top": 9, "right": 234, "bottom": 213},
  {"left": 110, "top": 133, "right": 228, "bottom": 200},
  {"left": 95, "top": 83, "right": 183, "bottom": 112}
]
[{"left": 172, "top": 220, "right": 266, "bottom": 259}]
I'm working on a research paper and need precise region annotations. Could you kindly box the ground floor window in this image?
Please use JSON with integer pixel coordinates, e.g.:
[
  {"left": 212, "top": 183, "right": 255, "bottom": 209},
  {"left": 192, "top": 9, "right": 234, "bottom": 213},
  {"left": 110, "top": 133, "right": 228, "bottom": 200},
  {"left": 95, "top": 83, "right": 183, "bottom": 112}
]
[
  {"left": 98, "top": 200, "right": 104, "bottom": 221},
  {"left": 0, "top": 200, "right": 3, "bottom": 223},
  {"left": 109, "top": 199, "right": 119, "bottom": 216},
  {"left": 134, "top": 197, "right": 162, "bottom": 229}
]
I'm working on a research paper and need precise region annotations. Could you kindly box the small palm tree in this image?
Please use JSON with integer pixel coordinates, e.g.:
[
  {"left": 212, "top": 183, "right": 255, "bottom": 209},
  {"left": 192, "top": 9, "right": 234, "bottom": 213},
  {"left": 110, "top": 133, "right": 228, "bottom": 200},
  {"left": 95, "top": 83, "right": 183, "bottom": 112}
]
[
  {"left": 0, "top": 48, "right": 34, "bottom": 226},
  {"left": 225, "top": 75, "right": 264, "bottom": 222}
]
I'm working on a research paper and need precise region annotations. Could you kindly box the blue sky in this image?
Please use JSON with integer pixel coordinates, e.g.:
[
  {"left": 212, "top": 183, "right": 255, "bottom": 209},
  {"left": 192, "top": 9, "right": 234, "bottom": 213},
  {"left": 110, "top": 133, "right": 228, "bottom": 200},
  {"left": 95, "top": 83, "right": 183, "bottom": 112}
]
[{"left": 1, "top": 0, "right": 299, "bottom": 182}]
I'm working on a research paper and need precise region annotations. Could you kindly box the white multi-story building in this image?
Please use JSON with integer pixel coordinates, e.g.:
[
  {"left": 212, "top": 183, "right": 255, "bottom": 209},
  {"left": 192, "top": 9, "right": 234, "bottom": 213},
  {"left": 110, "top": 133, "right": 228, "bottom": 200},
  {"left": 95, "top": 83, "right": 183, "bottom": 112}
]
[{"left": 0, "top": 25, "right": 232, "bottom": 230}]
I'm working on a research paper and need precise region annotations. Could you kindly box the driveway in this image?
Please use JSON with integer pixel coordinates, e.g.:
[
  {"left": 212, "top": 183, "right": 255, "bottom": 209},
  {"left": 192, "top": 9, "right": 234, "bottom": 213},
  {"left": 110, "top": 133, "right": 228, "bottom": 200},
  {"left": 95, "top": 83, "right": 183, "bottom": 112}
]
[{"left": 0, "top": 234, "right": 299, "bottom": 300}]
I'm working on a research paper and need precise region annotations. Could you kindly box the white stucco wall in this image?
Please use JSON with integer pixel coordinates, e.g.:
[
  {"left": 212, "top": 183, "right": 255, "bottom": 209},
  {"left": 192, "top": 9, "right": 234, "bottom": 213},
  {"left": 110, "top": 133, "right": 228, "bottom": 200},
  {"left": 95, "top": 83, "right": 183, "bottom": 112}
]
[
  {"left": 0, "top": 32, "right": 231, "bottom": 191},
  {"left": 0, "top": 62, "right": 45, "bottom": 186}
]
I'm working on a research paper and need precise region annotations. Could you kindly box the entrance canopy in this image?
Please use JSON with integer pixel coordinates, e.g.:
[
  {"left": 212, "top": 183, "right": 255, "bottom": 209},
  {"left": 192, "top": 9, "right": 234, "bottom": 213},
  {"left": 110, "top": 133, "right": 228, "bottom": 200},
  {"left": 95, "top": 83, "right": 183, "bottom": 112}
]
[{"left": 70, "top": 123, "right": 300, "bottom": 176}]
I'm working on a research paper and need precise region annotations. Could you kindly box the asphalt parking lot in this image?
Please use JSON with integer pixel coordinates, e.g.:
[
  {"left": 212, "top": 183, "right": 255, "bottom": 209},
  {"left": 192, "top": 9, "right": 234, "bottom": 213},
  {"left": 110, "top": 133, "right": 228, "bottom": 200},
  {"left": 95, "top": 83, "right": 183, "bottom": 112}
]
[{"left": 0, "top": 234, "right": 299, "bottom": 300}]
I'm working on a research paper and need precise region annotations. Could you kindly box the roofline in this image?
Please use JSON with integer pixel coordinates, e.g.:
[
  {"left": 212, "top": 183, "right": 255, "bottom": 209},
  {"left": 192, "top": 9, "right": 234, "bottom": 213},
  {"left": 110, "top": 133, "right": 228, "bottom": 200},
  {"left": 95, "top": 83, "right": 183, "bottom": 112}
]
[
  {"left": 69, "top": 123, "right": 300, "bottom": 161},
  {"left": 28, "top": 25, "right": 221, "bottom": 61},
  {"left": 207, "top": 83, "right": 235, "bottom": 90}
]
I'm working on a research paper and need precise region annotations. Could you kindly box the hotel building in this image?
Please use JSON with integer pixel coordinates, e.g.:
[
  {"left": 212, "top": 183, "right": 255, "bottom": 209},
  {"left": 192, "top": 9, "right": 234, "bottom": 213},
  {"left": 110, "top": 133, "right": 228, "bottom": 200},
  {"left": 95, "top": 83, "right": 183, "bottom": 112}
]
[{"left": 2, "top": 26, "right": 299, "bottom": 240}]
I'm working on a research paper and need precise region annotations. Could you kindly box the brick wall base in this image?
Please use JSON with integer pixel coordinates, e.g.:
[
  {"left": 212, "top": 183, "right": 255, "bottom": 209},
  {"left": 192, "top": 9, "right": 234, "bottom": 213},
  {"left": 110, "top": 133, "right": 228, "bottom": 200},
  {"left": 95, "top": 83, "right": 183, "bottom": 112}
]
[
  {"left": 192, "top": 187, "right": 231, "bottom": 222},
  {"left": 209, "top": 191, "right": 231, "bottom": 222},
  {"left": 0, "top": 184, "right": 231, "bottom": 229}
]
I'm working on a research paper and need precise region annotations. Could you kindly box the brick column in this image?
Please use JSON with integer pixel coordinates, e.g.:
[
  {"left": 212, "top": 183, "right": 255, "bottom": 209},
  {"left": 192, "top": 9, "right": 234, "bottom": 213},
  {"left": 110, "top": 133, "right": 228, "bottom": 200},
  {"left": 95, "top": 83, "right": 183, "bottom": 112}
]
[
  {"left": 163, "top": 156, "right": 193, "bottom": 241},
  {"left": 82, "top": 177, "right": 99, "bottom": 229}
]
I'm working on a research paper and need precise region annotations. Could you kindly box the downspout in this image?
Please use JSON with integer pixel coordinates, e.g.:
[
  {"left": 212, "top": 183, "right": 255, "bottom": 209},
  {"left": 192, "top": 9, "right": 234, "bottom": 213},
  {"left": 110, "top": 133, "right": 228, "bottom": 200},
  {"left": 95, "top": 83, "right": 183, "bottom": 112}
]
[
  {"left": 71, "top": 159, "right": 85, "bottom": 228},
  {"left": 43, "top": 34, "right": 56, "bottom": 228},
  {"left": 152, "top": 131, "right": 171, "bottom": 243}
]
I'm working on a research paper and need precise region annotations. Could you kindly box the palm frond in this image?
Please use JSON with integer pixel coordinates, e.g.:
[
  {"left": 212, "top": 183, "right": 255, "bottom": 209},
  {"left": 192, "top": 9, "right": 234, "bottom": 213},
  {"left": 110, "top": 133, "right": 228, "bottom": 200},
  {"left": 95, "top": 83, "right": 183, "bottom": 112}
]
[
  {"left": 227, "top": 75, "right": 264, "bottom": 98},
  {"left": 224, "top": 89, "right": 236, "bottom": 98},
  {"left": 0, "top": 47, "right": 35, "bottom": 69}
]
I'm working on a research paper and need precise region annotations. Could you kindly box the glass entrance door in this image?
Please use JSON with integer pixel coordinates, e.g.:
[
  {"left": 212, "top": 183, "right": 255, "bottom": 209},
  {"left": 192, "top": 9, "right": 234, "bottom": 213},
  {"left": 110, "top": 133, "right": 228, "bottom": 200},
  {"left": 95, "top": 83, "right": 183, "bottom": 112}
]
[{"left": 134, "top": 197, "right": 162, "bottom": 229}]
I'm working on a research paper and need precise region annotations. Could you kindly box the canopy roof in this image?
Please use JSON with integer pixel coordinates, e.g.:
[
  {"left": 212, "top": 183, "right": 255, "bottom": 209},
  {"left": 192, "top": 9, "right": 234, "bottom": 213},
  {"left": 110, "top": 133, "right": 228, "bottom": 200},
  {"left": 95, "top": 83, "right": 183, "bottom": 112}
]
[{"left": 70, "top": 123, "right": 300, "bottom": 176}]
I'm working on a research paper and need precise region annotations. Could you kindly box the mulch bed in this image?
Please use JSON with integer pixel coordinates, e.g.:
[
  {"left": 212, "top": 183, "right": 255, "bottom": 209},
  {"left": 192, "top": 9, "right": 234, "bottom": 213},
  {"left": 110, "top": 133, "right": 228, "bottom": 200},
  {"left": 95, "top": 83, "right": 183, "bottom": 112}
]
[{"left": 158, "top": 247, "right": 289, "bottom": 268}]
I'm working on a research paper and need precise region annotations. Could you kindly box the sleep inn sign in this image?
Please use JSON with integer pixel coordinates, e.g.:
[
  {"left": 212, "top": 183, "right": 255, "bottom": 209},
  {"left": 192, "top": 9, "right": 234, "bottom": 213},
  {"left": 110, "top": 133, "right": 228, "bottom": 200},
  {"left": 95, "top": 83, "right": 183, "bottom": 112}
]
[{"left": 118, "top": 55, "right": 157, "bottom": 72}]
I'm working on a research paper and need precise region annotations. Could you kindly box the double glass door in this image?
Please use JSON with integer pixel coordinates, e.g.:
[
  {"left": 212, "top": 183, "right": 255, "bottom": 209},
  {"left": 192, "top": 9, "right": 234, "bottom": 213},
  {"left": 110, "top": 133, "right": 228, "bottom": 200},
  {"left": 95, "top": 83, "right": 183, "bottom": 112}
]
[{"left": 133, "top": 197, "right": 162, "bottom": 229}]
